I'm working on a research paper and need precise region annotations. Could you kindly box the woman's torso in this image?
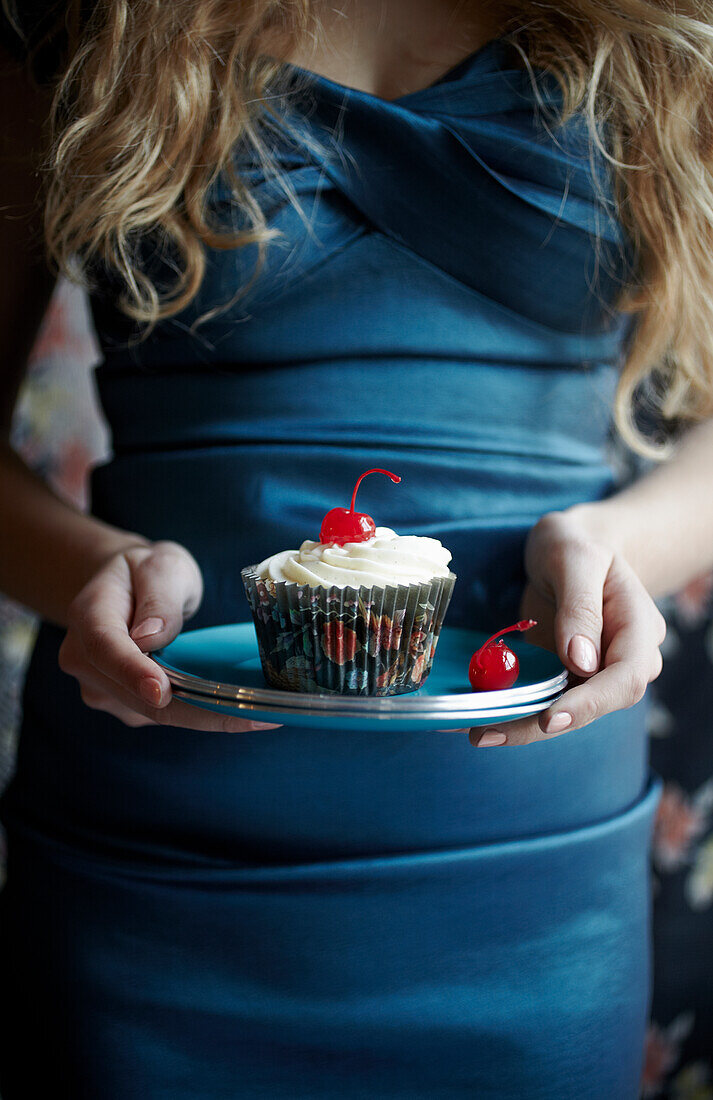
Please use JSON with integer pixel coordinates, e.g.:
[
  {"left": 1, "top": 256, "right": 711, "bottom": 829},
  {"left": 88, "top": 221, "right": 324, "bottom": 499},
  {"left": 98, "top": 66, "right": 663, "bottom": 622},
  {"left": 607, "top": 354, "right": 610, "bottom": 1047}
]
[{"left": 2, "top": 34, "right": 650, "bottom": 868}]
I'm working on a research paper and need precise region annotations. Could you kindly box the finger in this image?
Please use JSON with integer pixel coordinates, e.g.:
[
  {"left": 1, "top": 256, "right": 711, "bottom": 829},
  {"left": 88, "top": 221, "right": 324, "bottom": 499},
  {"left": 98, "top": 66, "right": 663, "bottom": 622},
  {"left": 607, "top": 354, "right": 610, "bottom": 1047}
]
[
  {"left": 76, "top": 663, "right": 282, "bottom": 733},
  {"left": 550, "top": 544, "right": 611, "bottom": 678},
  {"left": 537, "top": 564, "right": 663, "bottom": 737},
  {"left": 129, "top": 541, "right": 204, "bottom": 651},
  {"left": 74, "top": 661, "right": 160, "bottom": 726},
  {"left": 470, "top": 578, "right": 663, "bottom": 747},
  {"left": 600, "top": 559, "right": 668, "bottom": 652},
  {"left": 538, "top": 622, "right": 661, "bottom": 737},
  {"left": 63, "top": 568, "right": 175, "bottom": 709},
  {"left": 536, "top": 662, "right": 648, "bottom": 737},
  {"left": 78, "top": 680, "right": 158, "bottom": 727},
  {"left": 468, "top": 716, "right": 542, "bottom": 747}
]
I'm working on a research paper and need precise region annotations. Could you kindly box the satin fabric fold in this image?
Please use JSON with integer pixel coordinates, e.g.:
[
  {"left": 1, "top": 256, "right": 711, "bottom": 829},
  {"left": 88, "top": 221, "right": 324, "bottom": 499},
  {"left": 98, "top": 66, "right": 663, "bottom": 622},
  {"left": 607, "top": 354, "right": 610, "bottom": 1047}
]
[{"left": 1, "top": 779, "right": 660, "bottom": 1098}]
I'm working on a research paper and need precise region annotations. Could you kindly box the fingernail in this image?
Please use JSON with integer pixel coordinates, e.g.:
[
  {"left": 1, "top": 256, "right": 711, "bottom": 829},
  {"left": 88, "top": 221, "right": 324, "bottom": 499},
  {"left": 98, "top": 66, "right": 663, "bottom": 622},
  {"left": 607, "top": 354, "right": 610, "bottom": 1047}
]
[
  {"left": 544, "top": 711, "right": 573, "bottom": 735},
  {"left": 140, "top": 677, "right": 163, "bottom": 706},
  {"left": 475, "top": 730, "right": 508, "bottom": 747},
  {"left": 569, "top": 634, "right": 598, "bottom": 673},
  {"left": 131, "top": 617, "right": 165, "bottom": 641},
  {"left": 249, "top": 721, "right": 282, "bottom": 730}
]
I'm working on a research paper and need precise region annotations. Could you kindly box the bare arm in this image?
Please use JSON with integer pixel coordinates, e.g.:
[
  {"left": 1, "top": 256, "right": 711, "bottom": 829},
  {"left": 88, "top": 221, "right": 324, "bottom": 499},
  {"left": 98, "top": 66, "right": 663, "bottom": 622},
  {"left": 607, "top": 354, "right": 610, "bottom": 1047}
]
[
  {"left": 472, "top": 421, "right": 713, "bottom": 748},
  {"left": 0, "top": 46, "right": 149, "bottom": 628},
  {"left": 0, "top": 47, "right": 278, "bottom": 733},
  {"left": 570, "top": 418, "right": 713, "bottom": 599},
  {"left": 0, "top": 440, "right": 152, "bottom": 626}
]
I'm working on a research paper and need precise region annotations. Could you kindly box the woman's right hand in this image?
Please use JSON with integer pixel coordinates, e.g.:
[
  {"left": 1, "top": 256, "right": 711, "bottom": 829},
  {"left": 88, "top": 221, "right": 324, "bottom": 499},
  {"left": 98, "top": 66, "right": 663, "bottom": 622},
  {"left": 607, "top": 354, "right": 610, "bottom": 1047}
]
[{"left": 58, "top": 540, "right": 280, "bottom": 732}]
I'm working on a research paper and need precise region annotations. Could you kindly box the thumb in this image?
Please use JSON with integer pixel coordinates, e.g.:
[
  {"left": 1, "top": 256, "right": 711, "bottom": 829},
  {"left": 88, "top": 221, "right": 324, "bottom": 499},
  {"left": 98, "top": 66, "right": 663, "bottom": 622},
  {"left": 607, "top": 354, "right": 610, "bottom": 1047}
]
[
  {"left": 550, "top": 544, "right": 610, "bottom": 677},
  {"left": 129, "top": 541, "right": 204, "bottom": 651}
]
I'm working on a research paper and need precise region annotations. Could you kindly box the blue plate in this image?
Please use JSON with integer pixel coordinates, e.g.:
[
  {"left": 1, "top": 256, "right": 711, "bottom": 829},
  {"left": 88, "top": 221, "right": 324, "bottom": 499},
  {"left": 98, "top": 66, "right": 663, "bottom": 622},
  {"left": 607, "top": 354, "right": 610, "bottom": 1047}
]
[{"left": 152, "top": 624, "right": 567, "bottom": 732}]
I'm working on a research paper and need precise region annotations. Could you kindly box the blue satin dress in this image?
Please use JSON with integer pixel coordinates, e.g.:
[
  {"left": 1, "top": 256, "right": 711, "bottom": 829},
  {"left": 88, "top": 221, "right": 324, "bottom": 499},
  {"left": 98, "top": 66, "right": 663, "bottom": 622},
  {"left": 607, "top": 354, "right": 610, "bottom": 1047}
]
[{"left": 0, "top": 39, "right": 660, "bottom": 1098}]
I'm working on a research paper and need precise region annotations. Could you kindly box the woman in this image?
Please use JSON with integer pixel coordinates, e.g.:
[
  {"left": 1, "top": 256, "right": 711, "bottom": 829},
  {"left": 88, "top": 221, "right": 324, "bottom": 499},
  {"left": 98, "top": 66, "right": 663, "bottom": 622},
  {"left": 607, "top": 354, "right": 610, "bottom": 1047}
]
[{"left": 1, "top": 0, "right": 712, "bottom": 1095}]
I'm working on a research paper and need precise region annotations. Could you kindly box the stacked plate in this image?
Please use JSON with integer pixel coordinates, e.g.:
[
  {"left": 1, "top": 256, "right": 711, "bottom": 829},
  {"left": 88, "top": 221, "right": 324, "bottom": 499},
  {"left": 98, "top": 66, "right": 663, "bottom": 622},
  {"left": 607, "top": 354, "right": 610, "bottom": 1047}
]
[{"left": 152, "top": 623, "right": 568, "bottom": 732}]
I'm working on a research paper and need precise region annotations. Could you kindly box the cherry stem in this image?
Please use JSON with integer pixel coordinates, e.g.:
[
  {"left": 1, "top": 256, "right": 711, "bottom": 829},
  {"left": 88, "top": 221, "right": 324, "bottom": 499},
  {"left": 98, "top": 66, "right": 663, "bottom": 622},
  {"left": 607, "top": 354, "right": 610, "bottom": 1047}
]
[
  {"left": 349, "top": 468, "right": 402, "bottom": 513},
  {"left": 474, "top": 619, "right": 537, "bottom": 668}
]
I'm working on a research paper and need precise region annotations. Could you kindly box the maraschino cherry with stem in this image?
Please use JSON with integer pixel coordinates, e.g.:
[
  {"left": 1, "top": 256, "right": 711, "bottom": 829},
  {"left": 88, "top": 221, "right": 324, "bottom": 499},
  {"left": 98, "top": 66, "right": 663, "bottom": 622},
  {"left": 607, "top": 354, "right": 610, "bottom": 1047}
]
[
  {"left": 468, "top": 619, "right": 538, "bottom": 691},
  {"left": 320, "top": 468, "right": 402, "bottom": 546}
]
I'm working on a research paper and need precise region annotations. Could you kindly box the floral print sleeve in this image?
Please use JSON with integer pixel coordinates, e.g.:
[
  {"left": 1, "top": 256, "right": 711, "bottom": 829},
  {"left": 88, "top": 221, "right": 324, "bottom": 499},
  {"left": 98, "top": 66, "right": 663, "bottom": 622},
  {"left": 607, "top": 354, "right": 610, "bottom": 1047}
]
[{"left": 643, "top": 572, "right": 713, "bottom": 1098}]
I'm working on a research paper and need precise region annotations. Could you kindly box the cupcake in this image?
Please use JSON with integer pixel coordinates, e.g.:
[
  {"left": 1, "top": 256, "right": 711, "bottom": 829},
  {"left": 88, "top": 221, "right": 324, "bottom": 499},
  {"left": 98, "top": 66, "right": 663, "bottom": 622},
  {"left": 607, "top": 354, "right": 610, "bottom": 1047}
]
[{"left": 241, "top": 468, "right": 456, "bottom": 696}]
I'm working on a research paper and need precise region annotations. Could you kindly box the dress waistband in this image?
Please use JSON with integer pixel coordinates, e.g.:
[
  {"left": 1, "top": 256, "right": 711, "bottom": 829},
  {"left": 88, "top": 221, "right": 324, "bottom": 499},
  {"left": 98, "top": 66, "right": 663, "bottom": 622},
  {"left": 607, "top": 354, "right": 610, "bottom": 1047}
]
[{"left": 94, "top": 358, "right": 618, "bottom": 465}]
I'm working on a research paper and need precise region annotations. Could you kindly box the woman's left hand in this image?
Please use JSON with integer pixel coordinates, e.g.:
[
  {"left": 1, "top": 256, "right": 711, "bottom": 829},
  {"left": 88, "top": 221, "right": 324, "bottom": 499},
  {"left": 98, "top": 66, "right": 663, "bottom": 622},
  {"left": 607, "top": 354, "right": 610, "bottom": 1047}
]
[{"left": 470, "top": 508, "right": 667, "bottom": 748}]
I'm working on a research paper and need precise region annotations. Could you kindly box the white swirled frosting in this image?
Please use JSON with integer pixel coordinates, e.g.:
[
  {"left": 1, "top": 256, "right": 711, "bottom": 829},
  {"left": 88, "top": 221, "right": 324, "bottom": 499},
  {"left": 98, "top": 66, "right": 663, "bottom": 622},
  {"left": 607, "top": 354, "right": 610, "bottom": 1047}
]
[{"left": 254, "top": 527, "right": 453, "bottom": 589}]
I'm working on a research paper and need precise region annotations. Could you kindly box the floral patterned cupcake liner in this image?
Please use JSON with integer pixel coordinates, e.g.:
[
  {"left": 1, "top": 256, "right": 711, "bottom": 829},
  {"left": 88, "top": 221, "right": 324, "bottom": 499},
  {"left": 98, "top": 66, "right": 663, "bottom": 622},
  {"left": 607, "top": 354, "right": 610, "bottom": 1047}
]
[{"left": 241, "top": 567, "right": 456, "bottom": 696}]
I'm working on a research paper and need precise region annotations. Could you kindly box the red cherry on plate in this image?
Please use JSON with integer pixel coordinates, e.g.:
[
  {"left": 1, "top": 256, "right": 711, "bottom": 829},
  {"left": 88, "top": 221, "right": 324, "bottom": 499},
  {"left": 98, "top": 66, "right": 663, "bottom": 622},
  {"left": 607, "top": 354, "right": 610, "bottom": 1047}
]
[
  {"left": 468, "top": 619, "right": 537, "bottom": 691},
  {"left": 319, "top": 468, "right": 402, "bottom": 546}
]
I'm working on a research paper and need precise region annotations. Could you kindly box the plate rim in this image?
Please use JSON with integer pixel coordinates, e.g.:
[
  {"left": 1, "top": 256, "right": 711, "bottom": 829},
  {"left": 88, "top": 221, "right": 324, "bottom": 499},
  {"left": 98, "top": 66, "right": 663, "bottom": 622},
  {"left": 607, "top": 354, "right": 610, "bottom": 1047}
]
[
  {"left": 157, "top": 663, "right": 569, "bottom": 710},
  {"left": 171, "top": 685, "right": 565, "bottom": 722},
  {"left": 152, "top": 621, "right": 568, "bottom": 714}
]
